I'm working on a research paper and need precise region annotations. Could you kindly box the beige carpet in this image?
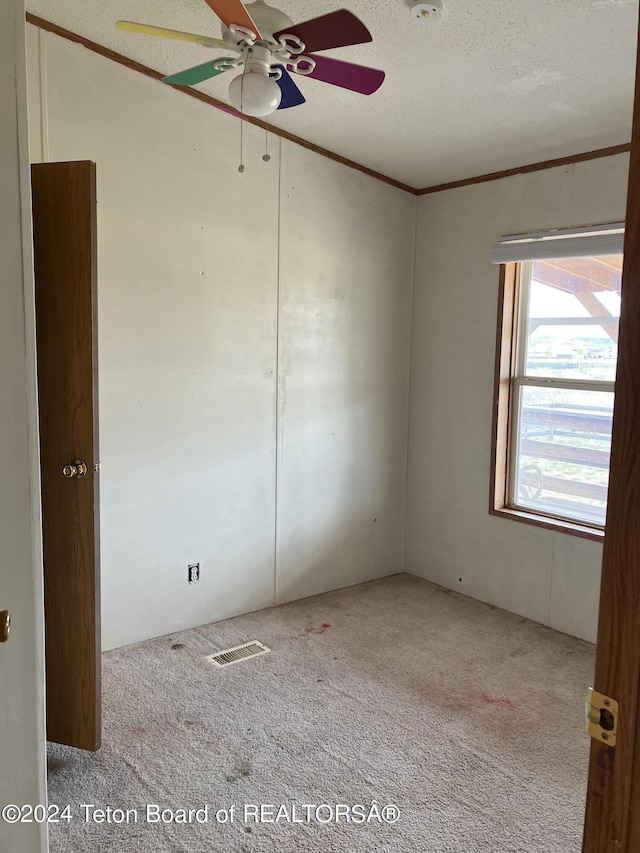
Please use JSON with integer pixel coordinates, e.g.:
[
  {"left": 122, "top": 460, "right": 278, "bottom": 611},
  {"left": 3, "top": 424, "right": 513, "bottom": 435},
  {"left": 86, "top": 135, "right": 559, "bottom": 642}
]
[{"left": 47, "top": 574, "right": 594, "bottom": 852}]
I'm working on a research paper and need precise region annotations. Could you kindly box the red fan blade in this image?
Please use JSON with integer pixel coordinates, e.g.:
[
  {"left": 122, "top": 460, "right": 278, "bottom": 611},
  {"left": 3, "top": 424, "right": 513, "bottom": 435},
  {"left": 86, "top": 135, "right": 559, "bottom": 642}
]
[
  {"left": 202, "top": 0, "right": 262, "bottom": 39},
  {"left": 301, "top": 54, "right": 384, "bottom": 95},
  {"left": 273, "top": 9, "right": 371, "bottom": 54}
]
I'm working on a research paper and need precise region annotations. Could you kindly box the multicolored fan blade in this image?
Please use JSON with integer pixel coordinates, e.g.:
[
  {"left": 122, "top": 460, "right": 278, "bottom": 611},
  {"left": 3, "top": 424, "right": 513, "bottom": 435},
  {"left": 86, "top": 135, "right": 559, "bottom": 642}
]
[
  {"left": 162, "top": 59, "right": 237, "bottom": 86},
  {"left": 301, "top": 55, "right": 384, "bottom": 95},
  {"left": 116, "top": 20, "right": 227, "bottom": 49},
  {"left": 202, "top": 0, "right": 262, "bottom": 39},
  {"left": 273, "top": 10, "right": 371, "bottom": 54},
  {"left": 273, "top": 66, "right": 306, "bottom": 109}
]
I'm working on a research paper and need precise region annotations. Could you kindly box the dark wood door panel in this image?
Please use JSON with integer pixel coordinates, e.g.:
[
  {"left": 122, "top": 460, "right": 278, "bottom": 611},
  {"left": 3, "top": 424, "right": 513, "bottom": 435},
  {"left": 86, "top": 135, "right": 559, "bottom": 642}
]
[
  {"left": 32, "top": 161, "right": 101, "bottom": 752},
  {"left": 582, "top": 19, "right": 640, "bottom": 853}
]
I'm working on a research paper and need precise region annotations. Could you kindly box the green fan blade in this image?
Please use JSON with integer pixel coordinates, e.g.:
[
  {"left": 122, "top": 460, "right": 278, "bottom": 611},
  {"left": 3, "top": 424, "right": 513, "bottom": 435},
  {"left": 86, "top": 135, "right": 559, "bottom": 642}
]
[{"left": 162, "top": 59, "right": 237, "bottom": 86}]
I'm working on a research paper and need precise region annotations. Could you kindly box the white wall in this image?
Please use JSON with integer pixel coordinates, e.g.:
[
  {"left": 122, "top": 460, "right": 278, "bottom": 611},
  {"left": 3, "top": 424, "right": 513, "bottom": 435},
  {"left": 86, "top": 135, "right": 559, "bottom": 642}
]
[
  {"left": 0, "top": 6, "right": 47, "bottom": 853},
  {"left": 26, "top": 27, "right": 415, "bottom": 650},
  {"left": 276, "top": 141, "right": 414, "bottom": 603},
  {"left": 406, "top": 155, "right": 630, "bottom": 644},
  {"left": 25, "top": 24, "right": 624, "bottom": 654}
]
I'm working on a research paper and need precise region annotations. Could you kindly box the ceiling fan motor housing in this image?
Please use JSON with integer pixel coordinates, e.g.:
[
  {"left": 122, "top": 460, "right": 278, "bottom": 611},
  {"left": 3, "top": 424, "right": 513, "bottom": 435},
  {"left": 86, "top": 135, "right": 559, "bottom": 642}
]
[
  {"left": 244, "top": 43, "right": 273, "bottom": 75},
  {"left": 222, "top": 0, "right": 294, "bottom": 45}
]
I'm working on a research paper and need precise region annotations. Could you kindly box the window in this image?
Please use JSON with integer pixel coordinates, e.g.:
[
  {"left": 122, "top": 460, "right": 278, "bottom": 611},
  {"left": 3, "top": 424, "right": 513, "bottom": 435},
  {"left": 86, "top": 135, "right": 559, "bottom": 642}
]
[{"left": 490, "top": 225, "right": 624, "bottom": 536}]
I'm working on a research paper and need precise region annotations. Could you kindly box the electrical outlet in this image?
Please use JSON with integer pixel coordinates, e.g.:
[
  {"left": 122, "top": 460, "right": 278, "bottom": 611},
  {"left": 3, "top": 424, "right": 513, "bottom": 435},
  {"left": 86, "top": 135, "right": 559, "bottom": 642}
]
[{"left": 188, "top": 563, "right": 200, "bottom": 584}]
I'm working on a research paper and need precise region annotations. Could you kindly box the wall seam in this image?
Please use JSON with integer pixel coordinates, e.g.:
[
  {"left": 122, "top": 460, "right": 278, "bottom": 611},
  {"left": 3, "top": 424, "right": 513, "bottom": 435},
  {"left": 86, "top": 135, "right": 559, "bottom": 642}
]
[
  {"left": 548, "top": 532, "right": 556, "bottom": 628},
  {"left": 401, "top": 193, "right": 420, "bottom": 575},
  {"left": 273, "top": 138, "right": 283, "bottom": 607},
  {"left": 38, "top": 28, "right": 49, "bottom": 161}
]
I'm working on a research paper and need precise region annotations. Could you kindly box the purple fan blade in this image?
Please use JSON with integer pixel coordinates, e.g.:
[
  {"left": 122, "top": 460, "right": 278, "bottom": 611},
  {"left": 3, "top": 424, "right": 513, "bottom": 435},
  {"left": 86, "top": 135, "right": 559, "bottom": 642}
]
[
  {"left": 301, "top": 54, "right": 385, "bottom": 95},
  {"left": 273, "top": 9, "right": 371, "bottom": 54}
]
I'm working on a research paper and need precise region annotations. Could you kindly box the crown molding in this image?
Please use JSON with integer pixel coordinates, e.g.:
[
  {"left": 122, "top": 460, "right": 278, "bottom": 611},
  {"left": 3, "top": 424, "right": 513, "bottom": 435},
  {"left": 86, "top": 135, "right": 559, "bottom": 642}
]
[{"left": 417, "top": 144, "right": 631, "bottom": 195}]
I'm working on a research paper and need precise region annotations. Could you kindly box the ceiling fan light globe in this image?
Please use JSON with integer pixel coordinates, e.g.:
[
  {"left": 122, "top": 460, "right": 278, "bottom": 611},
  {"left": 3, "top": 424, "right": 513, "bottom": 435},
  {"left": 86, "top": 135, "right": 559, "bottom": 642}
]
[{"left": 229, "top": 71, "right": 281, "bottom": 117}]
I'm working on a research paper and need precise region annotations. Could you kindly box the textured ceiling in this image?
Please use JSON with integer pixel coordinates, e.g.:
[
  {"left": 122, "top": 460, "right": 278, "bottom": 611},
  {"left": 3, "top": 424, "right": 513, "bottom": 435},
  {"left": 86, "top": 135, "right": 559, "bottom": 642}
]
[{"left": 26, "top": 0, "right": 639, "bottom": 188}]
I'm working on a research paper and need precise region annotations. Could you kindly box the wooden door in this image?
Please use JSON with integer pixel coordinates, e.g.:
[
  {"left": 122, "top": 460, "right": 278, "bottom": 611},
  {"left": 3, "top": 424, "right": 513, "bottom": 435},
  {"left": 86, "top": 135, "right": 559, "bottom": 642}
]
[
  {"left": 582, "top": 16, "right": 640, "bottom": 853},
  {"left": 31, "top": 161, "right": 101, "bottom": 752}
]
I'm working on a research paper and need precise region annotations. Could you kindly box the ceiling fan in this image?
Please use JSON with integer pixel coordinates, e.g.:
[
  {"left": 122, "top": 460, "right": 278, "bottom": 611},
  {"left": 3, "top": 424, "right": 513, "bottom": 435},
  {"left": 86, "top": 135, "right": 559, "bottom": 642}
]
[{"left": 116, "top": 0, "right": 385, "bottom": 118}]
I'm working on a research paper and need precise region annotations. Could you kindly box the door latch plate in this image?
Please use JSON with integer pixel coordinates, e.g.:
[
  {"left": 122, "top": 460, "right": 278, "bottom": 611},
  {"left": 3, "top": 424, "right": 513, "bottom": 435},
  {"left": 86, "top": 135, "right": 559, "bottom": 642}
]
[{"left": 586, "top": 688, "right": 618, "bottom": 746}]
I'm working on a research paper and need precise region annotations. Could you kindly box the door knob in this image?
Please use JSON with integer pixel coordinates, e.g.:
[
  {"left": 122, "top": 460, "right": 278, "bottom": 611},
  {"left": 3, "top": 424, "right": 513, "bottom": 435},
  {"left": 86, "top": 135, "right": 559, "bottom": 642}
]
[
  {"left": 62, "top": 460, "right": 88, "bottom": 479},
  {"left": 0, "top": 610, "right": 10, "bottom": 643}
]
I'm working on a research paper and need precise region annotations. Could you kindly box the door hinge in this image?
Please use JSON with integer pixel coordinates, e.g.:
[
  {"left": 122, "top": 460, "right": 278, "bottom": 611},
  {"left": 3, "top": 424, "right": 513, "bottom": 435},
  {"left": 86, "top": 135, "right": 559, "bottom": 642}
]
[{"left": 585, "top": 688, "right": 618, "bottom": 747}]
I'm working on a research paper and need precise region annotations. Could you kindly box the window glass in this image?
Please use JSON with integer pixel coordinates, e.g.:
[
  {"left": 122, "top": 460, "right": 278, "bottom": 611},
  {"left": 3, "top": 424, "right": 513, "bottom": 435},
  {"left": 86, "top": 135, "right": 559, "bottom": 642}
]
[
  {"left": 524, "top": 256, "right": 622, "bottom": 383},
  {"left": 506, "top": 253, "right": 621, "bottom": 529},
  {"left": 513, "top": 386, "right": 613, "bottom": 527}
]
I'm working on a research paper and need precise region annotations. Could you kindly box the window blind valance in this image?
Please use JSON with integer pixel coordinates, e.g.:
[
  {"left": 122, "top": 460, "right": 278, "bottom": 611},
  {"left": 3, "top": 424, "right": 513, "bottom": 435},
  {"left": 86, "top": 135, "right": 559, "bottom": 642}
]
[{"left": 488, "top": 222, "right": 625, "bottom": 264}]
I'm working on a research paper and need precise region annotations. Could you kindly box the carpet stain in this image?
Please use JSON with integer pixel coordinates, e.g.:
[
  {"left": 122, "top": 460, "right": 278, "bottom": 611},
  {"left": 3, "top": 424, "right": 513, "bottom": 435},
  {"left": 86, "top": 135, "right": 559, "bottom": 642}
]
[
  {"left": 184, "top": 720, "right": 197, "bottom": 728},
  {"left": 47, "top": 757, "right": 67, "bottom": 775},
  {"left": 469, "top": 689, "right": 518, "bottom": 711},
  {"left": 132, "top": 726, "right": 146, "bottom": 735},
  {"left": 302, "top": 623, "right": 332, "bottom": 636},
  {"left": 171, "top": 643, "right": 185, "bottom": 650},
  {"left": 226, "top": 762, "right": 252, "bottom": 783}
]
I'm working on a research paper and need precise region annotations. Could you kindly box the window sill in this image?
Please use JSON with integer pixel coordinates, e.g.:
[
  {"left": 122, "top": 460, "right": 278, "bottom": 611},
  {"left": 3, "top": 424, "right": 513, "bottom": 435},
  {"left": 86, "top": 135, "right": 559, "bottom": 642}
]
[{"left": 489, "top": 506, "right": 605, "bottom": 542}]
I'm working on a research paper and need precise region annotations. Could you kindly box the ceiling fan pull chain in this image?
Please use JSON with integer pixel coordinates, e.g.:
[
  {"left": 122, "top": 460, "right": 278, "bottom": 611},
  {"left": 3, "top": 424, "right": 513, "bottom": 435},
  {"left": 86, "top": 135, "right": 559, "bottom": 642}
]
[
  {"left": 238, "top": 74, "right": 245, "bottom": 173},
  {"left": 263, "top": 116, "right": 270, "bottom": 162}
]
